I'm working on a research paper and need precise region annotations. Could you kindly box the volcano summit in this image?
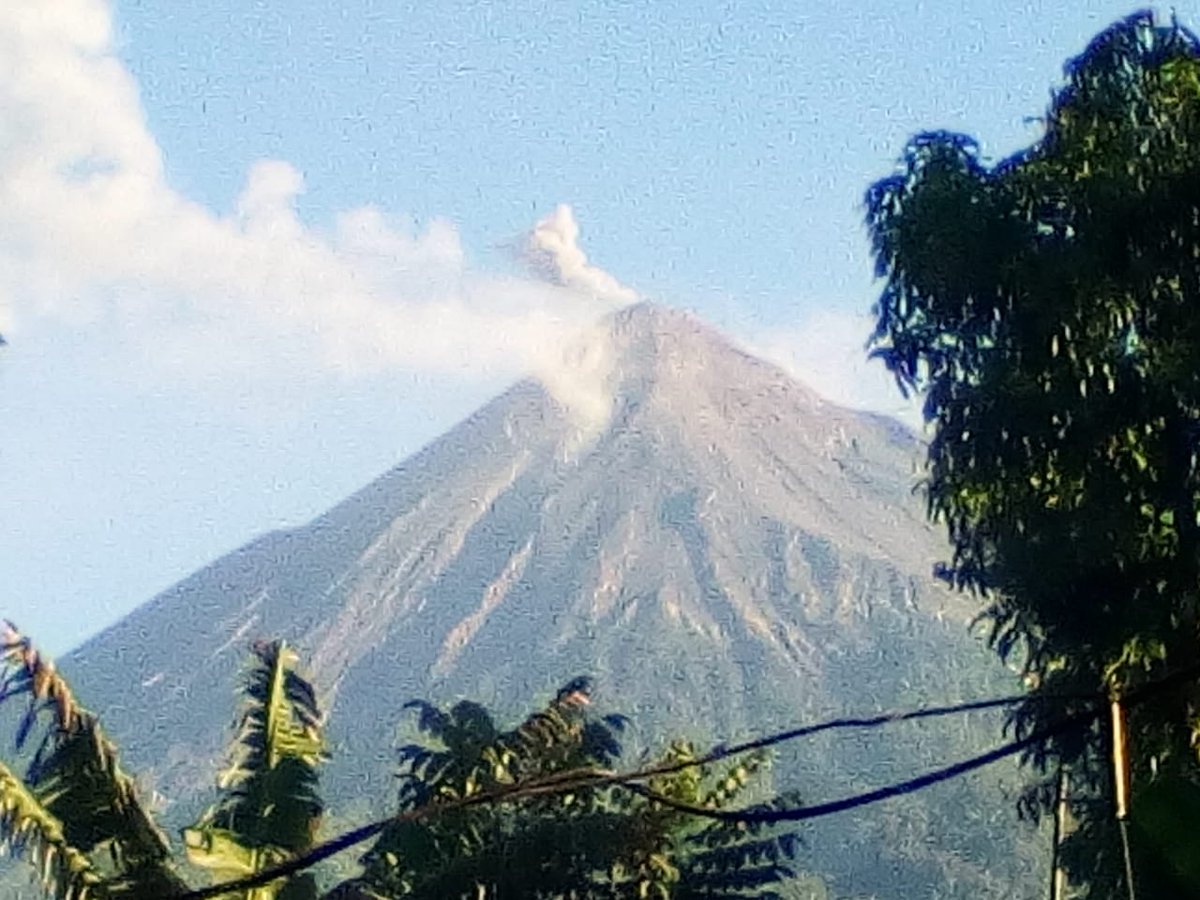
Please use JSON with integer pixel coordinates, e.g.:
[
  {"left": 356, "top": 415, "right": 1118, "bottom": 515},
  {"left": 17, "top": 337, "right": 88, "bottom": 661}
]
[{"left": 65, "top": 303, "right": 1043, "bottom": 897}]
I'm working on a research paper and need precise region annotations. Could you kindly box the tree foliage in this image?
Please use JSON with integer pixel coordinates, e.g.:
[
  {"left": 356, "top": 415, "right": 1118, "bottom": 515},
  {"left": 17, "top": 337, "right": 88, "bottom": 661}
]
[
  {"left": 334, "top": 677, "right": 801, "bottom": 899},
  {"left": 0, "top": 622, "right": 188, "bottom": 898},
  {"left": 0, "top": 626, "right": 807, "bottom": 899},
  {"left": 183, "top": 640, "right": 326, "bottom": 900},
  {"left": 865, "top": 10, "right": 1200, "bottom": 896}
]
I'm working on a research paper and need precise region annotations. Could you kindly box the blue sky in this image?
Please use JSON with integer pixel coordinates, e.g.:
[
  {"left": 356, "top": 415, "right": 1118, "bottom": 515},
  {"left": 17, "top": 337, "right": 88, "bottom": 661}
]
[{"left": 1, "top": 0, "right": 1146, "bottom": 655}]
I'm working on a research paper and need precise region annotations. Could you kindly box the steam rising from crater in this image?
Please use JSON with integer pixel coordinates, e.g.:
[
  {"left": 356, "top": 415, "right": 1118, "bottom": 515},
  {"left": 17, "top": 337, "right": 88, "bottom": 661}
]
[
  {"left": 531, "top": 320, "right": 621, "bottom": 450},
  {"left": 520, "top": 205, "right": 638, "bottom": 305},
  {"left": 0, "top": 3, "right": 635, "bottom": 434},
  {"left": 516, "top": 204, "right": 639, "bottom": 445}
]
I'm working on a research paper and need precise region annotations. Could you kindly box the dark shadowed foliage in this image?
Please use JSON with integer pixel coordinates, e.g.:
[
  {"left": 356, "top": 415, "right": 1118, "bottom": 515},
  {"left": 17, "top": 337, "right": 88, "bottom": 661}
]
[{"left": 865, "top": 11, "right": 1200, "bottom": 896}]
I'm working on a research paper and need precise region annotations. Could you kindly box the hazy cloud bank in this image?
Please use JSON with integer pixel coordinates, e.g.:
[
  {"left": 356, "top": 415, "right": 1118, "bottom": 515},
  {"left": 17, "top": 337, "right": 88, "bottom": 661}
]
[
  {"left": 0, "top": 2, "right": 639, "bottom": 427},
  {"left": 0, "top": 0, "right": 912, "bottom": 432},
  {"left": 749, "top": 309, "right": 922, "bottom": 430}
]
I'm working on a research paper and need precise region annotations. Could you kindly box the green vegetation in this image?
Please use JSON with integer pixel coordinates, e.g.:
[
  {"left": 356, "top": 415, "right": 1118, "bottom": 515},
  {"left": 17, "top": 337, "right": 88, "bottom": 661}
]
[
  {"left": 339, "top": 679, "right": 802, "bottom": 899},
  {"left": 183, "top": 640, "right": 325, "bottom": 900},
  {"left": 0, "top": 622, "right": 187, "bottom": 898},
  {"left": 865, "top": 11, "right": 1200, "bottom": 897},
  {"left": 0, "top": 623, "right": 808, "bottom": 899}
]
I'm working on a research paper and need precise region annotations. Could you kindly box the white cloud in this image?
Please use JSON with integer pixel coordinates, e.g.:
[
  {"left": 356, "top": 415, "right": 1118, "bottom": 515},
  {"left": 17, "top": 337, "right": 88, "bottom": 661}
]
[
  {"left": 748, "top": 309, "right": 924, "bottom": 431},
  {"left": 0, "top": 0, "right": 621, "bottom": 420},
  {"left": 0, "top": 1, "right": 916, "bottom": 442}
]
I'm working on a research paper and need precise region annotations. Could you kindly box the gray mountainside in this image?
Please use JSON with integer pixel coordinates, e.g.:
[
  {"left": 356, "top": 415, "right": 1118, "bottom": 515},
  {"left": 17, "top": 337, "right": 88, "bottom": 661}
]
[{"left": 64, "top": 303, "right": 1044, "bottom": 897}]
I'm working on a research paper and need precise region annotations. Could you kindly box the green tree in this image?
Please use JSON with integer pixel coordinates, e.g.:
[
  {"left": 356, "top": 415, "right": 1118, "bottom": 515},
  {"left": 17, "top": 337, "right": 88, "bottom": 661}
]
[
  {"left": 864, "top": 11, "right": 1200, "bottom": 896},
  {"left": 183, "top": 640, "right": 326, "bottom": 900},
  {"left": 332, "top": 677, "right": 802, "bottom": 899},
  {"left": 0, "top": 622, "right": 189, "bottom": 898},
  {"left": 0, "top": 625, "right": 805, "bottom": 899}
]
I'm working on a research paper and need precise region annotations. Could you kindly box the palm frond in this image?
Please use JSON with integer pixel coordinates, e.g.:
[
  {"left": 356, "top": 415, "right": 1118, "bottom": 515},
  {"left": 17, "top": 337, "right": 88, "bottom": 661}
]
[
  {"left": 186, "top": 639, "right": 325, "bottom": 899},
  {"left": 0, "top": 757, "right": 105, "bottom": 900},
  {"left": 0, "top": 622, "right": 178, "bottom": 881}
]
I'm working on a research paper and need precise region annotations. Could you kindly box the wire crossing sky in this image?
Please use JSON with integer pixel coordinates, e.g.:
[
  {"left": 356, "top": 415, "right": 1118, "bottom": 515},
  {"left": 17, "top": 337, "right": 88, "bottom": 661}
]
[
  {"left": 174, "top": 663, "right": 1200, "bottom": 900},
  {"left": 1, "top": 1, "right": 1147, "bottom": 652}
]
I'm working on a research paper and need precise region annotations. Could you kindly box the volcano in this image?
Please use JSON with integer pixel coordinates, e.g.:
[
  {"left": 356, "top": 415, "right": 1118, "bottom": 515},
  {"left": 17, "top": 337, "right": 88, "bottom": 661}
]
[{"left": 63, "top": 303, "right": 1044, "bottom": 897}]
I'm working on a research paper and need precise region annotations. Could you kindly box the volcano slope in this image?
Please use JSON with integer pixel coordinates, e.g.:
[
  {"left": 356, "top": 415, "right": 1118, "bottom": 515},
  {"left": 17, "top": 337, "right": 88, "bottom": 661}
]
[{"left": 62, "top": 303, "right": 1044, "bottom": 898}]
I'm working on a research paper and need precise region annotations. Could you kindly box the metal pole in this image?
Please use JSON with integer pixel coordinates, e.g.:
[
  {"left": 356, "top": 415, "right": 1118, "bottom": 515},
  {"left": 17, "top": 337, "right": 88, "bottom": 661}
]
[
  {"left": 1049, "top": 766, "right": 1069, "bottom": 900},
  {"left": 1110, "top": 697, "right": 1136, "bottom": 900}
]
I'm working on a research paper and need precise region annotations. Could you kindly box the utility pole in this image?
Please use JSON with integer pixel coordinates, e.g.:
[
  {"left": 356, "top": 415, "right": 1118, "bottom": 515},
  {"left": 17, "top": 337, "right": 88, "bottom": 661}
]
[
  {"left": 1110, "top": 697, "right": 1136, "bottom": 900},
  {"left": 1049, "top": 765, "right": 1069, "bottom": 900}
]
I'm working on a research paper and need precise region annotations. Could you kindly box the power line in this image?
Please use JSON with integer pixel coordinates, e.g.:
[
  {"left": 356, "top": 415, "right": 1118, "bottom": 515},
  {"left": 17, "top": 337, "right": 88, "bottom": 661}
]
[
  {"left": 625, "top": 661, "right": 1200, "bottom": 826},
  {"left": 171, "top": 664, "right": 1200, "bottom": 899},
  {"left": 622, "top": 705, "right": 1093, "bottom": 824},
  {"left": 172, "top": 765, "right": 624, "bottom": 899},
  {"left": 166, "top": 693, "right": 1101, "bottom": 899},
  {"left": 642, "top": 666, "right": 1183, "bottom": 899},
  {"left": 173, "top": 692, "right": 1042, "bottom": 898},
  {"left": 598, "top": 689, "right": 1076, "bottom": 787}
]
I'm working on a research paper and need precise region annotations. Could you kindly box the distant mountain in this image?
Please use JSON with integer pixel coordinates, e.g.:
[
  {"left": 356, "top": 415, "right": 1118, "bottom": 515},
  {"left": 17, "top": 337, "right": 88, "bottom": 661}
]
[{"left": 63, "top": 303, "right": 1045, "bottom": 898}]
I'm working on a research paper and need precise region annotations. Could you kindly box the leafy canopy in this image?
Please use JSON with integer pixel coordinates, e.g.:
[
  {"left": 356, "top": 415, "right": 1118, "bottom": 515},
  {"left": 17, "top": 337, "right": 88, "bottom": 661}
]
[
  {"left": 865, "top": 10, "right": 1200, "bottom": 895},
  {"left": 183, "top": 639, "right": 326, "bottom": 900},
  {"left": 342, "top": 677, "right": 802, "bottom": 899},
  {"left": 0, "top": 627, "right": 809, "bottom": 900}
]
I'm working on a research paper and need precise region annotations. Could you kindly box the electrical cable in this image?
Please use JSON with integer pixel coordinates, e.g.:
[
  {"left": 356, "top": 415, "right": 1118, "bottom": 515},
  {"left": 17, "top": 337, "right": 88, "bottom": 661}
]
[
  {"left": 621, "top": 660, "right": 1200, "bottom": 826},
  {"left": 620, "top": 703, "right": 1095, "bottom": 824},
  {"left": 171, "top": 662, "right": 1200, "bottom": 899}
]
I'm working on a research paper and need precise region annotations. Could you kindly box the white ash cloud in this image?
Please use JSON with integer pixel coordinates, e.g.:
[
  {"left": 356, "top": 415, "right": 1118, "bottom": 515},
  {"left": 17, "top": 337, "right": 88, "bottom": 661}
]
[
  {"left": 519, "top": 204, "right": 638, "bottom": 305},
  {"left": 0, "top": 1, "right": 913, "bottom": 445},
  {"left": 0, "top": 0, "right": 622, "bottom": 429}
]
